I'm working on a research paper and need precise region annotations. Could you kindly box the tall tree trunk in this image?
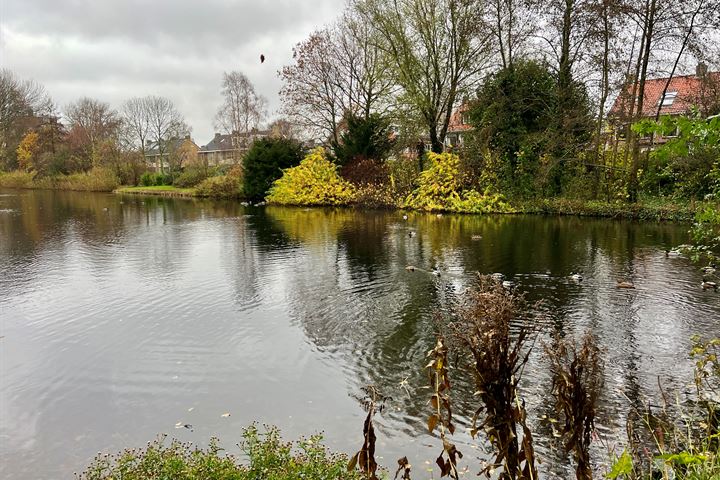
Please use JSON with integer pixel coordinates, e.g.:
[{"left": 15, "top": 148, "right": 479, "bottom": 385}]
[
  {"left": 593, "top": 0, "right": 611, "bottom": 200},
  {"left": 629, "top": 0, "right": 657, "bottom": 203}
]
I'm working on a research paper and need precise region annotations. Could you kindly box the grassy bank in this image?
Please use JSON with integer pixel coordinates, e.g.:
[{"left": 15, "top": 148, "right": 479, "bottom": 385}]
[
  {"left": 0, "top": 169, "right": 119, "bottom": 192},
  {"left": 516, "top": 197, "right": 698, "bottom": 222},
  {"left": 115, "top": 185, "right": 198, "bottom": 197}
]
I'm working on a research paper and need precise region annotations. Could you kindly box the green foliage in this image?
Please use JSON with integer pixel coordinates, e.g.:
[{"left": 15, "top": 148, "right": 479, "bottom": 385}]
[
  {"left": 404, "top": 152, "right": 514, "bottom": 213},
  {"left": 467, "top": 60, "right": 557, "bottom": 196},
  {"left": 684, "top": 204, "right": 720, "bottom": 264},
  {"left": 635, "top": 115, "right": 720, "bottom": 199},
  {"left": 607, "top": 450, "right": 634, "bottom": 479},
  {"left": 78, "top": 426, "right": 360, "bottom": 480},
  {"left": 332, "top": 113, "right": 394, "bottom": 166},
  {"left": 138, "top": 172, "right": 153, "bottom": 186},
  {"left": 266, "top": 147, "right": 356, "bottom": 206},
  {"left": 243, "top": 137, "right": 306, "bottom": 200},
  {"left": 195, "top": 168, "right": 243, "bottom": 199},
  {"left": 386, "top": 155, "right": 418, "bottom": 198},
  {"left": 467, "top": 59, "right": 592, "bottom": 198},
  {"left": 241, "top": 425, "right": 359, "bottom": 480},
  {"left": 139, "top": 172, "right": 172, "bottom": 187},
  {"left": 173, "top": 168, "right": 208, "bottom": 188}
]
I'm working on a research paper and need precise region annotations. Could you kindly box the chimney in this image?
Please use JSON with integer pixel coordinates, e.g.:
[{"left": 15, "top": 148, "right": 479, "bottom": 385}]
[
  {"left": 214, "top": 132, "right": 221, "bottom": 139},
  {"left": 696, "top": 62, "right": 708, "bottom": 78}
]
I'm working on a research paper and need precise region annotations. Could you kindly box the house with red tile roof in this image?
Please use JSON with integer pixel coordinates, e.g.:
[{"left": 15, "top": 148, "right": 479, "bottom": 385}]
[{"left": 608, "top": 64, "right": 720, "bottom": 145}]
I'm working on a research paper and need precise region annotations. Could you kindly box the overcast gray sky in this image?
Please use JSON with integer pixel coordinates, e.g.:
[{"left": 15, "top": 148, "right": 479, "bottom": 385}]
[{"left": 0, "top": 0, "right": 345, "bottom": 145}]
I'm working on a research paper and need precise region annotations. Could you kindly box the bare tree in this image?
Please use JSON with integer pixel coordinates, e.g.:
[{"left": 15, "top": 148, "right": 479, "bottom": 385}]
[
  {"left": 279, "top": 10, "right": 393, "bottom": 145},
  {"left": 280, "top": 29, "right": 345, "bottom": 144},
  {"left": 145, "top": 95, "right": 189, "bottom": 174},
  {"left": 65, "top": 97, "right": 120, "bottom": 167},
  {"left": 121, "top": 97, "right": 152, "bottom": 158},
  {"left": 215, "top": 71, "right": 267, "bottom": 135},
  {"left": 486, "top": 0, "right": 536, "bottom": 68},
  {"left": 0, "top": 69, "right": 54, "bottom": 169},
  {"left": 355, "top": 0, "right": 493, "bottom": 153}
]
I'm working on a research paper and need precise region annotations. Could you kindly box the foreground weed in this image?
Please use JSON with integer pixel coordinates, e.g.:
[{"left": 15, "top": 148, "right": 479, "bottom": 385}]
[
  {"left": 545, "top": 331, "right": 604, "bottom": 479},
  {"left": 449, "top": 275, "right": 539, "bottom": 480},
  {"left": 348, "top": 385, "right": 391, "bottom": 480},
  {"left": 427, "top": 335, "right": 462, "bottom": 479}
]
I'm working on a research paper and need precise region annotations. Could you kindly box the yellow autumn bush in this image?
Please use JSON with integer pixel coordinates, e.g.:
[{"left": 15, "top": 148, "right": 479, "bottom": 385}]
[
  {"left": 266, "top": 147, "right": 355, "bottom": 206},
  {"left": 405, "top": 152, "right": 514, "bottom": 213}
]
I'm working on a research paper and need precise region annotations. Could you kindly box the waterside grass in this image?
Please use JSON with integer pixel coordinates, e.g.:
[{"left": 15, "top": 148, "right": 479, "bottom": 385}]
[
  {"left": 0, "top": 168, "right": 119, "bottom": 192},
  {"left": 115, "top": 185, "right": 198, "bottom": 197}
]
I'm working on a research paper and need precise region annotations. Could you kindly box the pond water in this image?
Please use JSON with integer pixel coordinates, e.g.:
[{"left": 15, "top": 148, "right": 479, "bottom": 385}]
[{"left": 1, "top": 189, "right": 719, "bottom": 479}]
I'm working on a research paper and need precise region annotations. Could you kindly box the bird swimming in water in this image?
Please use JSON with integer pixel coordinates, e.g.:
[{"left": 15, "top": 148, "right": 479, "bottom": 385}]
[
  {"left": 702, "top": 278, "right": 718, "bottom": 291},
  {"left": 570, "top": 273, "right": 583, "bottom": 282},
  {"left": 260, "top": 54, "right": 265, "bottom": 63},
  {"left": 701, "top": 265, "right": 716, "bottom": 275}
]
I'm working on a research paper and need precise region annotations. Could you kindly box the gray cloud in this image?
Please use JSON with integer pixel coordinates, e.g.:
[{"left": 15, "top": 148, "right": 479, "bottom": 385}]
[{"left": 1, "top": 0, "right": 345, "bottom": 144}]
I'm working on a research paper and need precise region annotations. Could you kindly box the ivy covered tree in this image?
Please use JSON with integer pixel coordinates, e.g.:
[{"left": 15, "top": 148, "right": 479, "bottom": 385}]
[
  {"left": 468, "top": 60, "right": 557, "bottom": 196},
  {"left": 468, "top": 60, "right": 591, "bottom": 197}
]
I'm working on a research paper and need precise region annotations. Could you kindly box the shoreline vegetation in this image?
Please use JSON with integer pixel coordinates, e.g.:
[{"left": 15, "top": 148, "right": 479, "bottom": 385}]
[
  {"left": 0, "top": 174, "right": 699, "bottom": 222},
  {"left": 0, "top": 158, "right": 702, "bottom": 224}
]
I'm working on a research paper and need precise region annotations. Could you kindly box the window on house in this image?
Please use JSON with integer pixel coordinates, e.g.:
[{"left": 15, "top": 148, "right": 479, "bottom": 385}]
[{"left": 659, "top": 91, "right": 677, "bottom": 107}]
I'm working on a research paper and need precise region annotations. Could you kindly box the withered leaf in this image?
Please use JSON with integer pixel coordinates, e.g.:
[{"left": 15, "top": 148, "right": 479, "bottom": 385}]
[
  {"left": 436, "top": 454, "right": 450, "bottom": 477},
  {"left": 394, "top": 456, "right": 411, "bottom": 480},
  {"left": 347, "top": 451, "right": 359, "bottom": 472},
  {"left": 428, "top": 414, "right": 439, "bottom": 434}
]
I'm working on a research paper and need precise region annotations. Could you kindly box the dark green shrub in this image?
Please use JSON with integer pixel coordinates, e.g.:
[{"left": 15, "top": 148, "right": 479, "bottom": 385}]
[
  {"left": 332, "top": 113, "right": 394, "bottom": 166},
  {"left": 243, "top": 137, "right": 306, "bottom": 200},
  {"left": 154, "top": 173, "right": 172, "bottom": 186},
  {"left": 139, "top": 172, "right": 154, "bottom": 186},
  {"left": 468, "top": 59, "right": 591, "bottom": 198},
  {"left": 139, "top": 172, "right": 172, "bottom": 187}
]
